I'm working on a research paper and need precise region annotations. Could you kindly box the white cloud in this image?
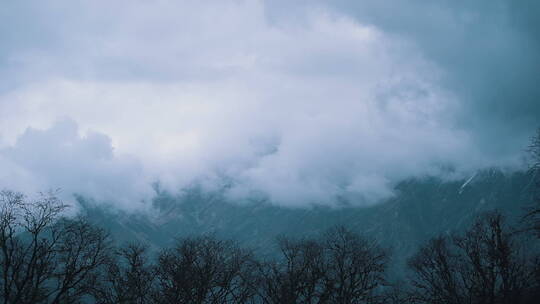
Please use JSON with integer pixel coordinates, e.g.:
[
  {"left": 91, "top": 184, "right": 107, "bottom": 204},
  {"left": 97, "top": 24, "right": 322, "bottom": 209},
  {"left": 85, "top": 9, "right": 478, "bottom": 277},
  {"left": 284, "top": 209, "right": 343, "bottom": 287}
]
[
  {"left": 0, "top": 0, "right": 526, "bottom": 208},
  {"left": 0, "top": 119, "right": 152, "bottom": 209}
]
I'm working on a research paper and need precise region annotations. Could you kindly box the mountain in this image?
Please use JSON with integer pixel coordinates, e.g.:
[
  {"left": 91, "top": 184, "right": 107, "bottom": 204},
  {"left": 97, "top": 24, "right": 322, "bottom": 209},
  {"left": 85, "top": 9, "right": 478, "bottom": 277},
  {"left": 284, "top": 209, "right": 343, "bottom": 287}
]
[{"left": 78, "top": 168, "right": 537, "bottom": 272}]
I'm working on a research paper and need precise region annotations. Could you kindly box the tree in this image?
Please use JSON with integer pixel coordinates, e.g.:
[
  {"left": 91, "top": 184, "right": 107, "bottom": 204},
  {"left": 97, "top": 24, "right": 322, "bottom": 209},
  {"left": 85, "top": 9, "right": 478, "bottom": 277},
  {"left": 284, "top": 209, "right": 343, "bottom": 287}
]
[
  {"left": 0, "top": 190, "right": 111, "bottom": 304},
  {"left": 152, "top": 235, "right": 256, "bottom": 304},
  {"left": 407, "top": 211, "right": 537, "bottom": 304},
  {"left": 256, "top": 237, "right": 327, "bottom": 304},
  {"left": 257, "top": 226, "right": 389, "bottom": 304},
  {"left": 93, "top": 243, "right": 154, "bottom": 304},
  {"left": 322, "top": 226, "right": 388, "bottom": 304}
]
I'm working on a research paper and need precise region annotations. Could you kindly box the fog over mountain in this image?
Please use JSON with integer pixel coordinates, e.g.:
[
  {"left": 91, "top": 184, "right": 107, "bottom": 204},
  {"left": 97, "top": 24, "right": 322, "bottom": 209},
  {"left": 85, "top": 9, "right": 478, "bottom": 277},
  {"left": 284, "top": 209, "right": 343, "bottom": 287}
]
[{"left": 0, "top": 0, "right": 538, "bottom": 208}]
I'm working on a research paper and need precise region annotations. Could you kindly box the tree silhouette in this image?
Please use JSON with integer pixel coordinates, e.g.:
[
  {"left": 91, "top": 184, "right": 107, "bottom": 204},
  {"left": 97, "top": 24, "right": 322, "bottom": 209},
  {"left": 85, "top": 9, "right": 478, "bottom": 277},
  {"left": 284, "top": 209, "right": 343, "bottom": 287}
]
[
  {"left": 322, "top": 226, "right": 388, "bottom": 303},
  {"left": 0, "top": 190, "right": 111, "bottom": 304},
  {"left": 93, "top": 243, "right": 154, "bottom": 304},
  {"left": 152, "top": 235, "right": 256, "bottom": 304},
  {"left": 408, "top": 211, "right": 537, "bottom": 304},
  {"left": 257, "top": 226, "right": 389, "bottom": 304},
  {"left": 257, "top": 237, "right": 327, "bottom": 303}
]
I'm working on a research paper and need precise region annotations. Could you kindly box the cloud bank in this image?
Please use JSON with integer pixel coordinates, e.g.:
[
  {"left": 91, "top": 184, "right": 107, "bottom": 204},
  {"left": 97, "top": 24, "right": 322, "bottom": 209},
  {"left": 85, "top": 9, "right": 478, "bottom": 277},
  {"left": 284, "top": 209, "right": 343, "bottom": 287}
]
[{"left": 0, "top": 0, "right": 537, "bottom": 208}]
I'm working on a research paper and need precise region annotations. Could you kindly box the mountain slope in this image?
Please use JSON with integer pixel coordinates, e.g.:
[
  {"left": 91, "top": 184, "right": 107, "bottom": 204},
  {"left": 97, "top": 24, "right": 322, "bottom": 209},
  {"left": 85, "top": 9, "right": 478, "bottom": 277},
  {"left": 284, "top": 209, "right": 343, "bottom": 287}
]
[{"left": 79, "top": 168, "right": 536, "bottom": 269}]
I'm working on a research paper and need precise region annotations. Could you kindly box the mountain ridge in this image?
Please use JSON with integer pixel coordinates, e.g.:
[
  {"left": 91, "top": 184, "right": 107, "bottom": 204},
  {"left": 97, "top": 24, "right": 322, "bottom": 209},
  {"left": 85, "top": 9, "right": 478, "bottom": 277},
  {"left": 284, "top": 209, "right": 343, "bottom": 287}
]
[{"left": 78, "top": 168, "right": 536, "bottom": 269}]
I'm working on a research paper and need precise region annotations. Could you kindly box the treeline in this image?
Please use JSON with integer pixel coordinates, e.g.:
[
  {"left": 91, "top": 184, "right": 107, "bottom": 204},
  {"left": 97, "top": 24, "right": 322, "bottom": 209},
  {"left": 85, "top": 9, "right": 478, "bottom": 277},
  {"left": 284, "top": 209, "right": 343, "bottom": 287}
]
[{"left": 1, "top": 190, "right": 540, "bottom": 304}]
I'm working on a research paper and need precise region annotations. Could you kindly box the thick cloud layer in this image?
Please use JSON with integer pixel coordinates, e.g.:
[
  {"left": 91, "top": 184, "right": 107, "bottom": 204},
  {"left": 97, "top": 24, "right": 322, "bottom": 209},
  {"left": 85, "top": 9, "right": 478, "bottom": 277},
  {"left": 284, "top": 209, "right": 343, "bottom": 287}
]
[
  {"left": 317, "top": 0, "right": 540, "bottom": 152},
  {"left": 0, "top": 119, "right": 151, "bottom": 209},
  {"left": 0, "top": 0, "right": 537, "bottom": 207}
]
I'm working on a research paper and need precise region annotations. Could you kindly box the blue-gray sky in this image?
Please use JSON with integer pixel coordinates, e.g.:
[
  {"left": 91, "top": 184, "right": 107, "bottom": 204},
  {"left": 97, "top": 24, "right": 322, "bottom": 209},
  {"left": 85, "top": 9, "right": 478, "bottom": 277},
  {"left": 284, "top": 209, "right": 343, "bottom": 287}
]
[{"left": 0, "top": 0, "right": 538, "bottom": 208}]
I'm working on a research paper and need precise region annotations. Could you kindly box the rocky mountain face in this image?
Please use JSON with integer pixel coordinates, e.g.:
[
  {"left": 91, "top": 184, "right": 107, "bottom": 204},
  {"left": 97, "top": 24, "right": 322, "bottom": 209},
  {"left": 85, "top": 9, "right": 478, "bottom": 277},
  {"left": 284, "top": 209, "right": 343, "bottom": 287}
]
[{"left": 79, "top": 168, "right": 537, "bottom": 272}]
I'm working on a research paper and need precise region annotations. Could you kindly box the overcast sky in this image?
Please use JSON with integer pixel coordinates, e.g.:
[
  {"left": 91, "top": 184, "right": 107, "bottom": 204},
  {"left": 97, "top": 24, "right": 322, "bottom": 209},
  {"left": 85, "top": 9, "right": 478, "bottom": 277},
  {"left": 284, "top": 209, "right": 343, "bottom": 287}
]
[{"left": 0, "top": 0, "right": 538, "bottom": 208}]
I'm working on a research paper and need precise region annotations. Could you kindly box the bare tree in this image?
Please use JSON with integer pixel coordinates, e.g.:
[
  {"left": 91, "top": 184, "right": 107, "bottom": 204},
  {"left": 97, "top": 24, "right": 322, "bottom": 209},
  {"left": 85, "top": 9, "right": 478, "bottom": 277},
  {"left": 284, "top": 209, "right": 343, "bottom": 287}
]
[
  {"left": 322, "top": 226, "right": 388, "bottom": 304},
  {"left": 0, "top": 190, "right": 111, "bottom": 304},
  {"left": 408, "top": 211, "right": 537, "bottom": 304},
  {"left": 152, "top": 235, "right": 256, "bottom": 304},
  {"left": 93, "top": 243, "right": 154, "bottom": 304},
  {"left": 256, "top": 237, "right": 327, "bottom": 304},
  {"left": 257, "top": 226, "right": 389, "bottom": 304},
  {"left": 407, "top": 236, "right": 460, "bottom": 304}
]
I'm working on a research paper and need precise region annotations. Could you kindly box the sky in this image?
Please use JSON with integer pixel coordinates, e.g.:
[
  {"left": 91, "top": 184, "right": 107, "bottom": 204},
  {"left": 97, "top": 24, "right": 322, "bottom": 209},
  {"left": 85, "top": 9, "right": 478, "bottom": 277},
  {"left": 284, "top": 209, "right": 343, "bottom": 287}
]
[{"left": 0, "top": 0, "right": 538, "bottom": 209}]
